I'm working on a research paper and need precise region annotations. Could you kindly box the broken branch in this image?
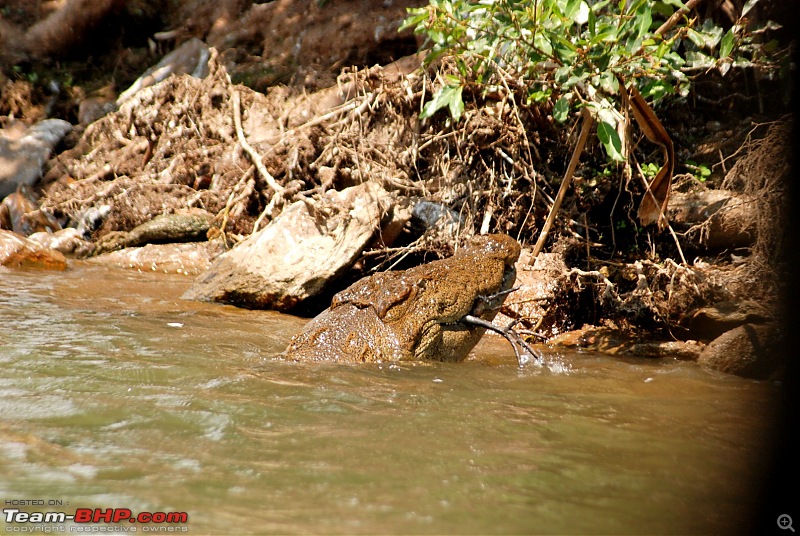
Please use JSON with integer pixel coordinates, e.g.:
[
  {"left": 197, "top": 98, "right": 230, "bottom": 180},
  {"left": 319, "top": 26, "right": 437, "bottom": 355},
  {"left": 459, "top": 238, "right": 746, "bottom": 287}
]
[
  {"left": 532, "top": 106, "right": 594, "bottom": 259},
  {"left": 232, "top": 89, "right": 284, "bottom": 195}
]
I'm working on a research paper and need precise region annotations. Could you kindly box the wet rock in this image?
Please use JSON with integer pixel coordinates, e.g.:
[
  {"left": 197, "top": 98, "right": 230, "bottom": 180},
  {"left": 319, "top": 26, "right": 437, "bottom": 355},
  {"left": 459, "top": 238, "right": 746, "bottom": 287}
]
[
  {"left": 283, "top": 234, "right": 521, "bottom": 363},
  {"left": 0, "top": 184, "right": 61, "bottom": 236},
  {"left": 697, "top": 323, "right": 783, "bottom": 379},
  {"left": 92, "top": 210, "right": 214, "bottom": 256},
  {"left": 0, "top": 119, "right": 72, "bottom": 199},
  {"left": 184, "top": 181, "right": 394, "bottom": 311},
  {"left": 495, "top": 250, "right": 567, "bottom": 330},
  {"left": 549, "top": 326, "right": 704, "bottom": 361},
  {"left": 0, "top": 229, "right": 68, "bottom": 270},
  {"left": 86, "top": 241, "right": 224, "bottom": 276},
  {"left": 681, "top": 300, "right": 772, "bottom": 341},
  {"left": 28, "top": 228, "right": 92, "bottom": 257},
  {"left": 117, "top": 38, "right": 211, "bottom": 106}
]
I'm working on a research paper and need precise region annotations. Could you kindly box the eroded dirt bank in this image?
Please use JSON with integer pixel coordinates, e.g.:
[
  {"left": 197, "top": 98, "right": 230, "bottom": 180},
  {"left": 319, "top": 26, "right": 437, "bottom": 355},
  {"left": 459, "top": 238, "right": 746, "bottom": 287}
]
[{"left": 0, "top": 0, "right": 793, "bottom": 378}]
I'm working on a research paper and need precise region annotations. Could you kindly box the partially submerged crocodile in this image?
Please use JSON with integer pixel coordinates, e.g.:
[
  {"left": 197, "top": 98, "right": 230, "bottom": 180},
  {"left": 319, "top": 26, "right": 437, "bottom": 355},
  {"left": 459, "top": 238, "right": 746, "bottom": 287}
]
[{"left": 283, "top": 233, "right": 522, "bottom": 363}]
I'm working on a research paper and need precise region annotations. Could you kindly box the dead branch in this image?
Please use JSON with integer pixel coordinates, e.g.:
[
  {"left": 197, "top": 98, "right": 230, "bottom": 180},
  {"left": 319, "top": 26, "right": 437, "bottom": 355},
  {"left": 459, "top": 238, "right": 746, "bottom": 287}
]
[
  {"left": 232, "top": 89, "right": 284, "bottom": 195},
  {"left": 532, "top": 107, "right": 594, "bottom": 259}
]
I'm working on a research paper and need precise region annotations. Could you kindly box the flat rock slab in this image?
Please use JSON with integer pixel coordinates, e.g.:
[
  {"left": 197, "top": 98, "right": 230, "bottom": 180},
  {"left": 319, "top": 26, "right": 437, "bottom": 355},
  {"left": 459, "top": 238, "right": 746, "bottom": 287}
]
[
  {"left": 183, "top": 181, "right": 394, "bottom": 310},
  {"left": 0, "top": 229, "right": 68, "bottom": 270},
  {"left": 86, "top": 241, "right": 224, "bottom": 276},
  {"left": 549, "top": 326, "right": 705, "bottom": 361},
  {"left": 28, "top": 228, "right": 92, "bottom": 256}
]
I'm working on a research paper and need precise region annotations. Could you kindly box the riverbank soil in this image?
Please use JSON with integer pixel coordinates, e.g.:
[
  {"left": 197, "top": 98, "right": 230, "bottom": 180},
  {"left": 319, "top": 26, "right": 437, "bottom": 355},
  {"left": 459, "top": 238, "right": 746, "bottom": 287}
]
[{"left": 0, "top": 0, "right": 794, "bottom": 376}]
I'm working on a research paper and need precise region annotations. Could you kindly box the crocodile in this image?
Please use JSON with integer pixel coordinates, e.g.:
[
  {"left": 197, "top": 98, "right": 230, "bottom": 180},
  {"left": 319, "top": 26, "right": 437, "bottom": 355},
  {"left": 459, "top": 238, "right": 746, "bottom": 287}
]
[{"left": 282, "top": 233, "right": 521, "bottom": 363}]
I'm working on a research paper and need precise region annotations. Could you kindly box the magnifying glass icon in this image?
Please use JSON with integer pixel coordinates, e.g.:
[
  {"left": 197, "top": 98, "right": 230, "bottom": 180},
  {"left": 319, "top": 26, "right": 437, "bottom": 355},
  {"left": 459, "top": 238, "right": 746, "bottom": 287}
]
[{"left": 778, "top": 514, "right": 795, "bottom": 532}]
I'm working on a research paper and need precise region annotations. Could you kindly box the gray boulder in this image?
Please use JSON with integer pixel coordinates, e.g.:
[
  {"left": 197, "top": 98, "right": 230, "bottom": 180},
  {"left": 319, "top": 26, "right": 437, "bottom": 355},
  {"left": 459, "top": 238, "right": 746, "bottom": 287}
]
[
  {"left": 183, "top": 181, "right": 394, "bottom": 311},
  {"left": 117, "top": 38, "right": 211, "bottom": 106},
  {"left": 0, "top": 119, "right": 72, "bottom": 199}
]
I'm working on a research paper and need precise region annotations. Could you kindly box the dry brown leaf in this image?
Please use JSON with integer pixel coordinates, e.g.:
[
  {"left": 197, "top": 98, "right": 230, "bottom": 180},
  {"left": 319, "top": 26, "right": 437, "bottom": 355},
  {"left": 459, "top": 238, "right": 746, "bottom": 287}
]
[{"left": 619, "top": 79, "right": 675, "bottom": 230}]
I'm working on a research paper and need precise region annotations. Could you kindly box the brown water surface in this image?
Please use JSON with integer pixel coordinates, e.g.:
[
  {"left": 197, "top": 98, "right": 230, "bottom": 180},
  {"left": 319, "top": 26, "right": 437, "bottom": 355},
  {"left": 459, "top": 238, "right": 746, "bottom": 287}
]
[{"left": 0, "top": 264, "right": 777, "bottom": 534}]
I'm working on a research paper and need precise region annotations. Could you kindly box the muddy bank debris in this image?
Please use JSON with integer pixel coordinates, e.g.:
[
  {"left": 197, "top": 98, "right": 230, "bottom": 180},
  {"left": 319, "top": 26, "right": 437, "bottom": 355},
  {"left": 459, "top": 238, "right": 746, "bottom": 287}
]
[{"left": 0, "top": 0, "right": 791, "bottom": 376}]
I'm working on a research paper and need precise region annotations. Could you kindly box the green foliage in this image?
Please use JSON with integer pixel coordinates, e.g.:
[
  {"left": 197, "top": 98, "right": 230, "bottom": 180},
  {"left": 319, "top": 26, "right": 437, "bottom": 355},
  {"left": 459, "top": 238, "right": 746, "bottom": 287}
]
[
  {"left": 420, "top": 77, "right": 465, "bottom": 121},
  {"left": 684, "top": 160, "right": 712, "bottom": 181},
  {"left": 402, "top": 0, "right": 785, "bottom": 155}
]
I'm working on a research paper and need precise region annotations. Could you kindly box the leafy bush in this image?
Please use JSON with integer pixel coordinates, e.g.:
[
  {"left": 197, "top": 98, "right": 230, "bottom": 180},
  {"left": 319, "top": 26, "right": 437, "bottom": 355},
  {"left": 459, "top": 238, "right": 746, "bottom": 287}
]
[{"left": 401, "top": 0, "right": 784, "bottom": 161}]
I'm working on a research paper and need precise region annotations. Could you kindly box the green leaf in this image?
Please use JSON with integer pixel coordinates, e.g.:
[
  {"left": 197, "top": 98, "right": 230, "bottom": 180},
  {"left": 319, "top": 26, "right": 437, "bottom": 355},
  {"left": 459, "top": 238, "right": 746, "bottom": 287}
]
[
  {"left": 398, "top": 8, "right": 428, "bottom": 33},
  {"left": 448, "top": 85, "right": 465, "bottom": 120},
  {"left": 428, "top": 29, "right": 446, "bottom": 45},
  {"left": 633, "top": 4, "right": 652, "bottom": 38},
  {"left": 640, "top": 79, "right": 675, "bottom": 101},
  {"left": 564, "top": 0, "right": 583, "bottom": 20},
  {"left": 598, "top": 71, "right": 619, "bottom": 94},
  {"left": 554, "top": 65, "right": 572, "bottom": 84},
  {"left": 686, "top": 29, "right": 706, "bottom": 49},
  {"left": 719, "top": 29, "right": 734, "bottom": 58},
  {"left": 597, "top": 121, "right": 625, "bottom": 161},
  {"left": 741, "top": 0, "right": 760, "bottom": 17},
  {"left": 420, "top": 84, "right": 464, "bottom": 121},
  {"left": 553, "top": 95, "right": 571, "bottom": 123},
  {"left": 575, "top": 2, "right": 590, "bottom": 25},
  {"left": 528, "top": 88, "right": 553, "bottom": 104}
]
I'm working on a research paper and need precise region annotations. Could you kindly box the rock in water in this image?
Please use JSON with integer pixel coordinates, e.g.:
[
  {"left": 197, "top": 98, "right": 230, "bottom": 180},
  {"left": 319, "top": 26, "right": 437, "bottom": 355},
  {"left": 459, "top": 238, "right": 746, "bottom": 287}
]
[
  {"left": 183, "top": 181, "right": 394, "bottom": 311},
  {"left": 0, "top": 229, "right": 68, "bottom": 270},
  {"left": 28, "top": 228, "right": 92, "bottom": 256},
  {"left": 697, "top": 323, "right": 783, "bottom": 379},
  {"left": 0, "top": 185, "right": 61, "bottom": 235},
  {"left": 283, "top": 234, "right": 521, "bottom": 363}
]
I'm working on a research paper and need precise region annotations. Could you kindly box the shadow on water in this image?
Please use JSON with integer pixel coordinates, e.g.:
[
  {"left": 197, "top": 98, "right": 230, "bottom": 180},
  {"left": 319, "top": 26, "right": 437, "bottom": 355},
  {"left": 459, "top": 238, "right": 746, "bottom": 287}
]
[{"left": 0, "top": 263, "right": 781, "bottom": 534}]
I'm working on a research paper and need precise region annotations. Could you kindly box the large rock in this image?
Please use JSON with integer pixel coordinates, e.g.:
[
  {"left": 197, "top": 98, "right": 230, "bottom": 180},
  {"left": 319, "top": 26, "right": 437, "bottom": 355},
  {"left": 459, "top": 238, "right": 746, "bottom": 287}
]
[
  {"left": 697, "top": 323, "right": 783, "bottom": 379},
  {"left": 0, "top": 119, "right": 72, "bottom": 199},
  {"left": 494, "top": 250, "right": 567, "bottom": 331},
  {"left": 183, "top": 181, "right": 394, "bottom": 310},
  {"left": 0, "top": 229, "right": 68, "bottom": 270},
  {"left": 681, "top": 300, "right": 772, "bottom": 341}
]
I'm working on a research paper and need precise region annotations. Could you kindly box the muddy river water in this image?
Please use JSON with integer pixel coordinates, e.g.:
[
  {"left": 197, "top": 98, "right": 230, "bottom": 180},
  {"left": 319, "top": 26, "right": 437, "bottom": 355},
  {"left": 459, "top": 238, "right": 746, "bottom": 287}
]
[{"left": 0, "top": 264, "right": 780, "bottom": 534}]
